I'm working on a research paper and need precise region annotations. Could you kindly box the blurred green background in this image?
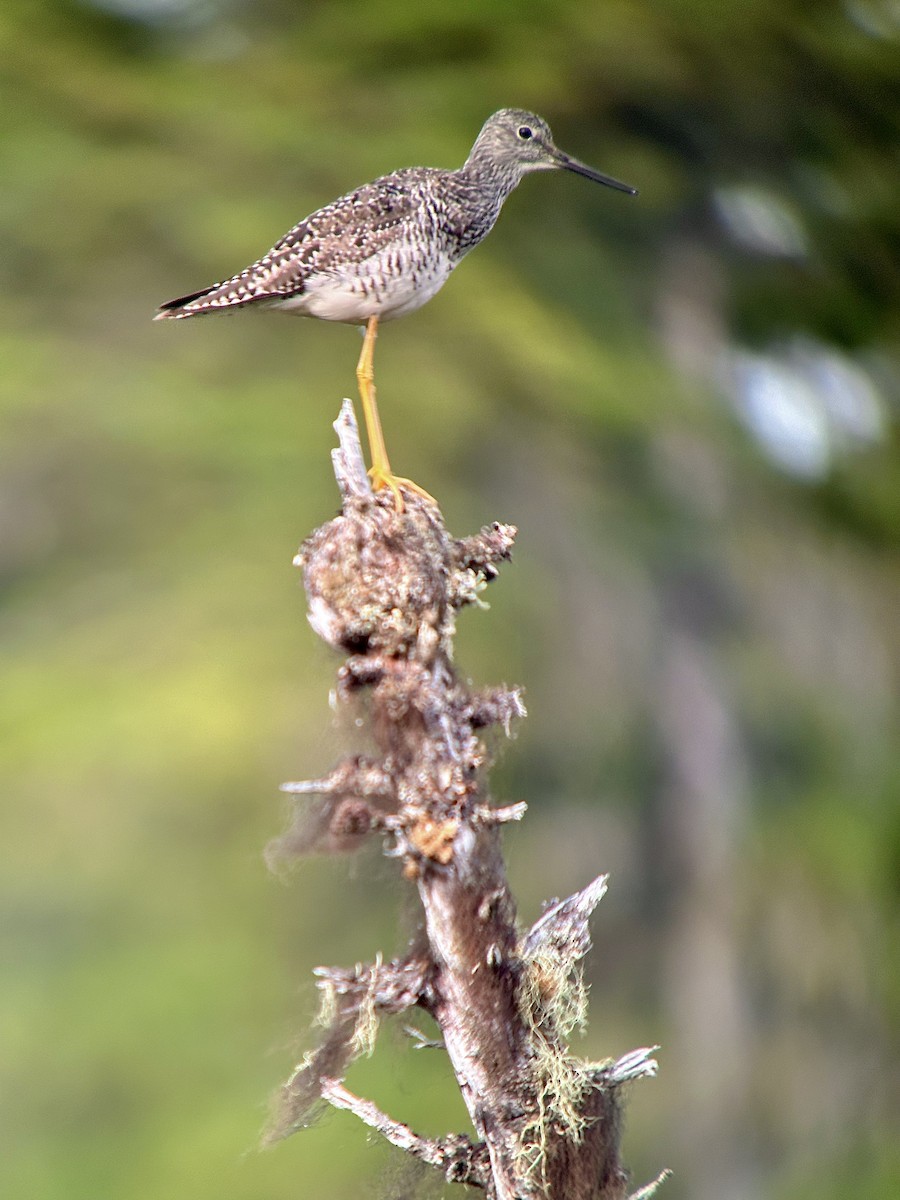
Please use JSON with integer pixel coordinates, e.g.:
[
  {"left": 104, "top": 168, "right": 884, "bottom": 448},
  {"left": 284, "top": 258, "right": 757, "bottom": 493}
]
[{"left": 2, "top": 1, "right": 898, "bottom": 1198}]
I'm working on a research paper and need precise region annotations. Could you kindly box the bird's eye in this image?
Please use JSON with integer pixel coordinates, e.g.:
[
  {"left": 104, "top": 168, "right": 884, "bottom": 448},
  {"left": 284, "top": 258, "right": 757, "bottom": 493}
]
[{"left": 517, "top": 126, "right": 533, "bottom": 140}]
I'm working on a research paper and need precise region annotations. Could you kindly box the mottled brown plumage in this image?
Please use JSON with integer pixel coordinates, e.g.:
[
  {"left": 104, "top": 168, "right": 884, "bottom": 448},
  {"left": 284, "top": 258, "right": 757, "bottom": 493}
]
[
  {"left": 155, "top": 109, "right": 634, "bottom": 325},
  {"left": 155, "top": 109, "right": 636, "bottom": 503}
]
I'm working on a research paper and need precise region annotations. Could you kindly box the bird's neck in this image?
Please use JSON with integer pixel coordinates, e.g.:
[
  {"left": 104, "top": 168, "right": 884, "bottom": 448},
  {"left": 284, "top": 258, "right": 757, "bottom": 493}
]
[{"left": 458, "top": 149, "right": 524, "bottom": 206}]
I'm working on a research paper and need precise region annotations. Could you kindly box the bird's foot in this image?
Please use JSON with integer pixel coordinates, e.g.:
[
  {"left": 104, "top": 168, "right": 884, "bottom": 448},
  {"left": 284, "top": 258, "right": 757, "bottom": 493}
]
[{"left": 368, "top": 465, "right": 437, "bottom": 512}]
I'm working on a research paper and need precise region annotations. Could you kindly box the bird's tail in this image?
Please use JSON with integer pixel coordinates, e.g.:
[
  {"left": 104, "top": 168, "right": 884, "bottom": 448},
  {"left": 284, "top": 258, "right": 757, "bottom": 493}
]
[
  {"left": 153, "top": 285, "right": 221, "bottom": 320},
  {"left": 153, "top": 277, "right": 277, "bottom": 320}
]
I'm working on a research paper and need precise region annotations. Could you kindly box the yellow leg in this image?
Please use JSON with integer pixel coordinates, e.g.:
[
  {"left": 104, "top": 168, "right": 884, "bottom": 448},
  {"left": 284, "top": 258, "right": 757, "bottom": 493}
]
[{"left": 355, "top": 315, "right": 436, "bottom": 511}]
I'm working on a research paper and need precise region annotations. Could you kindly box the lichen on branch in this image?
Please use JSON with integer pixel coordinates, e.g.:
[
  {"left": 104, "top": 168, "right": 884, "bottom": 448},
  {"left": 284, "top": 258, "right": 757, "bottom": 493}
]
[{"left": 265, "top": 401, "right": 662, "bottom": 1200}]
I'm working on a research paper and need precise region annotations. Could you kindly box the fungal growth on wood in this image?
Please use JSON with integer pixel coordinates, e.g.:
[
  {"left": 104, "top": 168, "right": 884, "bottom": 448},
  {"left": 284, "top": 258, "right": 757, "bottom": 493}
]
[{"left": 266, "top": 400, "right": 664, "bottom": 1200}]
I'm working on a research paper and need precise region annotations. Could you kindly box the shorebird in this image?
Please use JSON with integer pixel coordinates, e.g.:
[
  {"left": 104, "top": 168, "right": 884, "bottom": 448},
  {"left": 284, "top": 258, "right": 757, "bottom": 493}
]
[{"left": 155, "top": 108, "right": 636, "bottom": 507}]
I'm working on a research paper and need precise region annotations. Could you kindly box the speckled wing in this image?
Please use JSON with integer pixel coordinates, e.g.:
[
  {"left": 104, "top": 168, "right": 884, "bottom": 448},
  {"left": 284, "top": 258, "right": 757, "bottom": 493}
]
[{"left": 154, "top": 170, "right": 434, "bottom": 320}]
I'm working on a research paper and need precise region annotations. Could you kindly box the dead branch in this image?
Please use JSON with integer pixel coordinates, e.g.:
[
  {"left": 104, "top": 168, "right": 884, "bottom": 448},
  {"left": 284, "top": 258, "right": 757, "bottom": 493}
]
[
  {"left": 321, "top": 1080, "right": 491, "bottom": 1188},
  {"left": 267, "top": 400, "right": 663, "bottom": 1199}
]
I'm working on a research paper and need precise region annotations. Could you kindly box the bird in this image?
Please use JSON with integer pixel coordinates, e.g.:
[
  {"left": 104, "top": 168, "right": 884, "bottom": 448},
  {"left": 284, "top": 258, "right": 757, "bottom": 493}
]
[{"left": 155, "top": 108, "right": 636, "bottom": 508}]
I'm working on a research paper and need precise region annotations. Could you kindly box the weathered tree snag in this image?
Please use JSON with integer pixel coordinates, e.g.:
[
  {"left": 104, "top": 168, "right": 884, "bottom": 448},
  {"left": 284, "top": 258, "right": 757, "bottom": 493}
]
[{"left": 267, "top": 401, "right": 664, "bottom": 1199}]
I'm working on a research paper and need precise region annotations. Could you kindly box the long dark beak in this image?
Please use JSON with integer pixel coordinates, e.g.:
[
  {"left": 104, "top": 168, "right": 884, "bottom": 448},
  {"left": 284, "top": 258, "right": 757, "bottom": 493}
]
[{"left": 557, "top": 151, "right": 637, "bottom": 196}]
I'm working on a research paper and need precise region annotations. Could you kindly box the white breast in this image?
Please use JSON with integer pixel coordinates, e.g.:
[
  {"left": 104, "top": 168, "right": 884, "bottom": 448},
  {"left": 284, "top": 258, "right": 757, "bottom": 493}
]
[{"left": 278, "top": 244, "right": 458, "bottom": 324}]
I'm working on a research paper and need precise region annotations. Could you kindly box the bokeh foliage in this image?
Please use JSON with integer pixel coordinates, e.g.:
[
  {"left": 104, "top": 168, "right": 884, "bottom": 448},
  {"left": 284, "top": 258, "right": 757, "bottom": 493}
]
[{"left": 1, "top": 2, "right": 897, "bottom": 1199}]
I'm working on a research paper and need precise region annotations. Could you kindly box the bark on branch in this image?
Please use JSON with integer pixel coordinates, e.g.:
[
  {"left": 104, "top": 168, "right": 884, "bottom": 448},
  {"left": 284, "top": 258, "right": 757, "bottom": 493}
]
[{"left": 266, "top": 400, "right": 663, "bottom": 1200}]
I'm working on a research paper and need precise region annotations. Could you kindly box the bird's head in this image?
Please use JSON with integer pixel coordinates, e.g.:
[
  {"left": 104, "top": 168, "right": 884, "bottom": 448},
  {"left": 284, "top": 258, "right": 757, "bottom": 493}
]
[{"left": 469, "top": 108, "right": 637, "bottom": 195}]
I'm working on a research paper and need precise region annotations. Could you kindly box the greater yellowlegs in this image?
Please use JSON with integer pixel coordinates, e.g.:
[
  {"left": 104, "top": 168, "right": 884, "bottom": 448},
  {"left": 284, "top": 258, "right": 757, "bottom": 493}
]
[{"left": 155, "top": 109, "right": 636, "bottom": 507}]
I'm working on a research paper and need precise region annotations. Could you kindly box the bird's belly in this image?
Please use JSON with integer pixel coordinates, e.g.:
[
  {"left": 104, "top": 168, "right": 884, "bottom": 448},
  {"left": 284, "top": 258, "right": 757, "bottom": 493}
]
[{"left": 294, "top": 248, "right": 457, "bottom": 324}]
